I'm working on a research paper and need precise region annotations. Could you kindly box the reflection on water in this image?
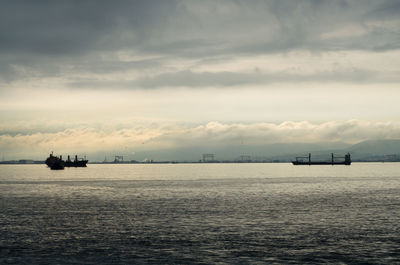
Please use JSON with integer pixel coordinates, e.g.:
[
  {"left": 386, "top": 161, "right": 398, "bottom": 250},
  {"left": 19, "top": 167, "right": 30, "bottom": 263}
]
[{"left": 1, "top": 163, "right": 399, "bottom": 264}]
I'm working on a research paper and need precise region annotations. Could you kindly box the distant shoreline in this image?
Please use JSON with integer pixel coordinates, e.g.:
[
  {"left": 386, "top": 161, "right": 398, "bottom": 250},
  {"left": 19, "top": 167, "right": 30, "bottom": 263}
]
[{"left": 1, "top": 160, "right": 398, "bottom": 165}]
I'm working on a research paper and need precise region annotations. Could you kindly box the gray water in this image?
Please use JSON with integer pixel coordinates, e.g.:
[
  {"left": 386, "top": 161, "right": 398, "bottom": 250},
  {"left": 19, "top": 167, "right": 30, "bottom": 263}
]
[{"left": 1, "top": 163, "right": 399, "bottom": 264}]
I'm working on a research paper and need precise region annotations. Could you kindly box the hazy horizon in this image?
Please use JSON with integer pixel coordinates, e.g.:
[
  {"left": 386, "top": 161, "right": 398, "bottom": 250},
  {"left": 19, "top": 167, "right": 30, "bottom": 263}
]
[{"left": 1, "top": 0, "right": 400, "bottom": 160}]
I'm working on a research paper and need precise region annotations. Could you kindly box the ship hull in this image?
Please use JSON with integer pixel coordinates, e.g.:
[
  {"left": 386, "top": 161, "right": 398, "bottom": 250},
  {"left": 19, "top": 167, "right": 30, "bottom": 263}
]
[
  {"left": 65, "top": 160, "right": 88, "bottom": 167},
  {"left": 50, "top": 162, "right": 65, "bottom": 170},
  {"left": 292, "top": 161, "right": 351, "bottom": 165}
]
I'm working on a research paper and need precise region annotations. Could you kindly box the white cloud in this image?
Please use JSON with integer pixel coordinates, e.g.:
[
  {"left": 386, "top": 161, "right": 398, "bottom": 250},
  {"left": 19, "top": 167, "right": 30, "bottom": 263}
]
[
  {"left": 1, "top": 120, "right": 400, "bottom": 160},
  {"left": 321, "top": 24, "right": 367, "bottom": 40}
]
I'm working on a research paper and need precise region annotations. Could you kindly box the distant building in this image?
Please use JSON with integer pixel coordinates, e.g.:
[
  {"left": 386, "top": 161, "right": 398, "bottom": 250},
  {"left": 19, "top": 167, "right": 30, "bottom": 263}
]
[
  {"left": 202, "top": 154, "right": 215, "bottom": 162},
  {"left": 114, "top": 155, "right": 124, "bottom": 163}
]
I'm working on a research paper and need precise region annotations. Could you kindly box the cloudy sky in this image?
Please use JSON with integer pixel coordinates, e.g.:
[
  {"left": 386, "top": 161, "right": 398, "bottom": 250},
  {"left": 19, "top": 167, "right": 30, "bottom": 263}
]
[{"left": 1, "top": 0, "right": 400, "bottom": 160}]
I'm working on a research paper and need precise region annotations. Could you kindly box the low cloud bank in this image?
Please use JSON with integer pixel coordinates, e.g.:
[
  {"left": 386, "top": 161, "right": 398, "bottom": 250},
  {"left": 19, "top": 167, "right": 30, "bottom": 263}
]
[
  {"left": 69, "top": 68, "right": 400, "bottom": 89},
  {"left": 1, "top": 120, "right": 399, "bottom": 160}
]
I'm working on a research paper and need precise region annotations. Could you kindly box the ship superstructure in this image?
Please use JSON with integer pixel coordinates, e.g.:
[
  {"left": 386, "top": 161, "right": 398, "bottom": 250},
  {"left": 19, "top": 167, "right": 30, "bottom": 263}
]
[
  {"left": 65, "top": 155, "right": 88, "bottom": 167},
  {"left": 45, "top": 153, "right": 65, "bottom": 170}
]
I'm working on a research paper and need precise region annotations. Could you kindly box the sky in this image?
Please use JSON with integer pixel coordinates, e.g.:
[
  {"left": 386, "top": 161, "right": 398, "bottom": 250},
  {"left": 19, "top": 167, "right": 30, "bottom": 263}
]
[{"left": 1, "top": 0, "right": 400, "bottom": 160}]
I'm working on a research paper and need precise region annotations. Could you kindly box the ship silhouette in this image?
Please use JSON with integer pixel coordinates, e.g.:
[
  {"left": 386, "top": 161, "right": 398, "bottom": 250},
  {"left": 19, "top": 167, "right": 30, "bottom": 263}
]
[
  {"left": 292, "top": 153, "right": 351, "bottom": 165},
  {"left": 45, "top": 153, "right": 88, "bottom": 170}
]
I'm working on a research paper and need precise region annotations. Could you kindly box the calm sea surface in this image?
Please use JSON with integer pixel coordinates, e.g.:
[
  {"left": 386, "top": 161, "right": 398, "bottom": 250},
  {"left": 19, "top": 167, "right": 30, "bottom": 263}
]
[{"left": 1, "top": 163, "right": 399, "bottom": 264}]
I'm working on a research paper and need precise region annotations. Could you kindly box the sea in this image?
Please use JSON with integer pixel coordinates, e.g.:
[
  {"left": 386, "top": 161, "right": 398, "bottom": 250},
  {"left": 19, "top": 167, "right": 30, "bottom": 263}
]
[{"left": 0, "top": 163, "right": 399, "bottom": 264}]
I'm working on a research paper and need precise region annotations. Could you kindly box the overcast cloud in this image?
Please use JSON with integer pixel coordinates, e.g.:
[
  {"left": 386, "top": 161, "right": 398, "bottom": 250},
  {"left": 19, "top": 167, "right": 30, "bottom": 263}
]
[
  {"left": 1, "top": 0, "right": 399, "bottom": 84},
  {"left": 1, "top": 0, "right": 399, "bottom": 158}
]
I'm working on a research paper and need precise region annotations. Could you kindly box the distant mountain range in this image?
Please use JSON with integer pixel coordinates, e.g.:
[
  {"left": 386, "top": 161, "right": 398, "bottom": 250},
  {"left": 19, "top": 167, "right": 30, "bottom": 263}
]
[
  {"left": 349, "top": 139, "right": 400, "bottom": 156},
  {"left": 112, "top": 139, "right": 400, "bottom": 162}
]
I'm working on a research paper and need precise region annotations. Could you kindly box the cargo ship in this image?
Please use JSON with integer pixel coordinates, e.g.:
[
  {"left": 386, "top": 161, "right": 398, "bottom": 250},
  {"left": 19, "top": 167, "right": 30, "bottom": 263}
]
[
  {"left": 292, "top": 153, "right": 351, "bottom": 165},
  {"left": 45, "top": 153, "right": 88, "bottom": 169}
]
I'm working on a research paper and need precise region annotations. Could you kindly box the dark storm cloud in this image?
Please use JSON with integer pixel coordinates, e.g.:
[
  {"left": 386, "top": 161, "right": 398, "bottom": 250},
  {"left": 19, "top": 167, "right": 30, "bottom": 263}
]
[
  {"left": 0, "top": 0, "right": 399, "bottom": 84},
  {"left": 0, "top": 0, "right": 178, "bottom": 81},
  {"left": 0, "top": 0, "right": 181, "bottom": 55}
]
